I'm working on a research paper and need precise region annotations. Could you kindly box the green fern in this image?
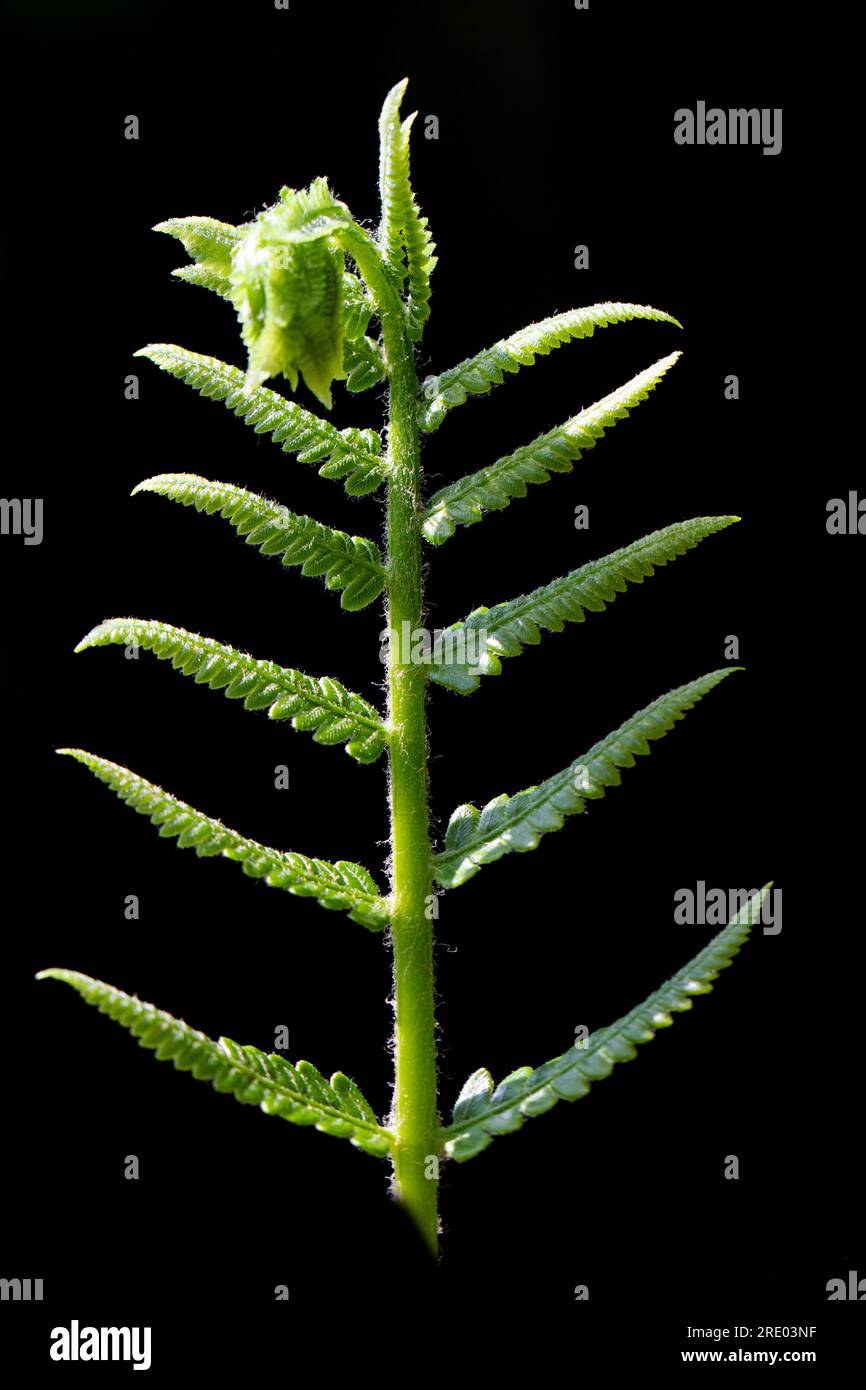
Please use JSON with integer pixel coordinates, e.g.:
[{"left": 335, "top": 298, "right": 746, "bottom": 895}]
[
  {"left": 428, "top": 517, "right": 738, "bottom": 693},
  {"left": 58, "top": 749, "right": 389, "bottom": 930},
  {"left": 442, "top": 886, "right": 770, "bottom": 1160},
  {"left": 343, "top": 334, "right": 387, "bottom": 392},
  {"left": 136, "top": 344, "right": 387, "bottom": 495},
  {"left": 229, "top": 177, "right": 350, "bottom": 405},
  {"left": 132, "top": 473, "right": 386, "bottom": 610},
  {"left": 171, "top": 263, "right": 234, "bottom": 298},
  {"left": 378, "top": 78, "right": 436, "bottom": 338},
  {"left": 75, "top": 618, "right": 387, "bottom": 763},
  {"left": 37, "top": 969, "right": 392, "bottom": 1156},
  {"left": 342, "top": 272, "right": 375, "bottom": 338},
  {"left": 41, "top": 78, "right": 766, "bottom": 1261},
  {"left": 154, "top": 213, "right": 250, "bottom": 289},
  {"left": 158, "top": 230, "right": 389, "bottom": 405},
  {"left": 422, "top": 352, "right": 681, "bottom": 544},
  {"left": 434, "top": 670, "right": 739, "bottom": 889},
  {"left": 418, "top": 302, "right": 682, "bottom": 432}
]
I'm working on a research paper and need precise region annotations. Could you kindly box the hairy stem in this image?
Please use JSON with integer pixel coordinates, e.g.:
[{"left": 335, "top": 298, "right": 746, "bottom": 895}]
[{"left": 376, "top": 272, "right": 439, "bottom": 1256}]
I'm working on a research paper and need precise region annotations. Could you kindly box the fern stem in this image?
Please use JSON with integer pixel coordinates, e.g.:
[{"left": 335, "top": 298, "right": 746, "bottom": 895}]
[{"left": 379, "top": 279, "right": 439, "bottom": 1256}]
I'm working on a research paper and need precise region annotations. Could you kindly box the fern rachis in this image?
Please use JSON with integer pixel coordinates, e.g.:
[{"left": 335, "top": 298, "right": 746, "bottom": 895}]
[{"left": 40, "top": 78, "right": 766, "bottom": 1263}]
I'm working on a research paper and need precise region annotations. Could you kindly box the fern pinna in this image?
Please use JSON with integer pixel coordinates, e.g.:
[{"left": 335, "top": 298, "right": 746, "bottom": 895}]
[{"left": 40, "top": 78, "right": 768, "bottom": 1259}]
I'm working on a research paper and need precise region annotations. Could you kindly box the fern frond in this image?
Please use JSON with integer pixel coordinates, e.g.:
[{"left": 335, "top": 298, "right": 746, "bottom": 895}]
[
  {"left": 154, "top": 214, "right": 249, "bottom": 282},
  {"left": 37, "top": 969, "right": 392, "bottom": 1156},
  {"left": 398, "top": 111, "right": 437, "bottom": 341},
  {"left": 343, "top": 334, "right": 387, "bottom": 392},
  {"left": 57, "top": 749, "right": 390, "bottom": 930},
  {"left": 261, "top": 177, "right": 355, "bottom": 245},
  {"left": 428, "top": 517, "right": 738, "bottom": 694},
  {"left": 441, "top": 886, "right": 770, "bottom": 1160},
  {"left": 227, "top": 178, "right": 356, "bottom": 405},
  {"left": 342, "top": 272, "right": 375, "bottom": 339},
  {"left": 135, "top": 344, "right": 387, "bottom": 496},
  {"left": 377, "top": 78, "right": 436, "bottom": 339},
  {"left": 76, "top": 619, "right": 387, "bottom": 764},
  {"left": 132, "top": 473, "right": 386, "bottom": 610},
  {"left": 423, "top": 353, "right": 681, "bottom": 544},
  {"left": 339, "top": 274, "right": 386, "bottom": 387},
  {"left": 378, "top": 79, "right": 411, "bottom": 282},
  {"left": 171, "top": 264, "right": 232, "bottom": 299},
  {"left": 434, "top": 669, "right": 740, "bottom": 888},
  {"left": 418, "top": 302, "right": 682, "bottom": 431}
]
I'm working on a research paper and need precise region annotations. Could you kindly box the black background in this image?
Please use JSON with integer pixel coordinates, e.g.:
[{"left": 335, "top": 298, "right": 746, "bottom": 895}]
[{"left": 3, "top": 0, "right": 861, "bottom": 1373}]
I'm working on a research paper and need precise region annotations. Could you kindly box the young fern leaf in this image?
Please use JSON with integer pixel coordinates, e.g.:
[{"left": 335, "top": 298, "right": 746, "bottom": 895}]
[
  {"left": 36, "top": 970, "right": 392, "bottom": 1157},
  {"left": 157, "top": 234, "right": 386, "bottom": 401},
  {"left": 76, "top": 619, "right": 387, "bottom": 764},
  {"left": 154, "top": 214, "right": 250, "bottom": 291},
  {"left": 434, "top": 669, "right": 740, "bottom": 889},
  {"left": 418, "top": 302, "right": 682, "bottom": 432},
  {"left": 172, "top": 264, "right": 233, "bottom": 299},
  {"left": 136, "top": 344, "right": 387, "bottom": 496},
  {"left": 428, "top": 516, "right": 738, "bottom": 694},
  {"left": 378, "top": 78, "right": 436, "bottom": 339},
  {"left": 58, "top": 749, "right": 390, "bottom": 930},
  {"left": 46, "top": 79, "right": 763, "bottom": 1255},
  {"left": 378, "top": 79, "right": 411, "bottom": 282},
  {"left": 341, "top": 272, "right": 386, "bottom": 389},
  {"left": 441, "top": 886, "right": 770, "bottom": 1161},
  {"left": 342, "top": 272, "right": 375, "bottom": 339},
  {"left": 132, "top": 473, "right": 386, "bottom": 610},
  {"left": 343, "top": 334, "right": 387, "bottom": 392},
  {"left": 423, "top": 352, "right": 682, "bottom": 544},
  {"left": 228, "top": 177, "right": 353, "bottom": 405}
]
